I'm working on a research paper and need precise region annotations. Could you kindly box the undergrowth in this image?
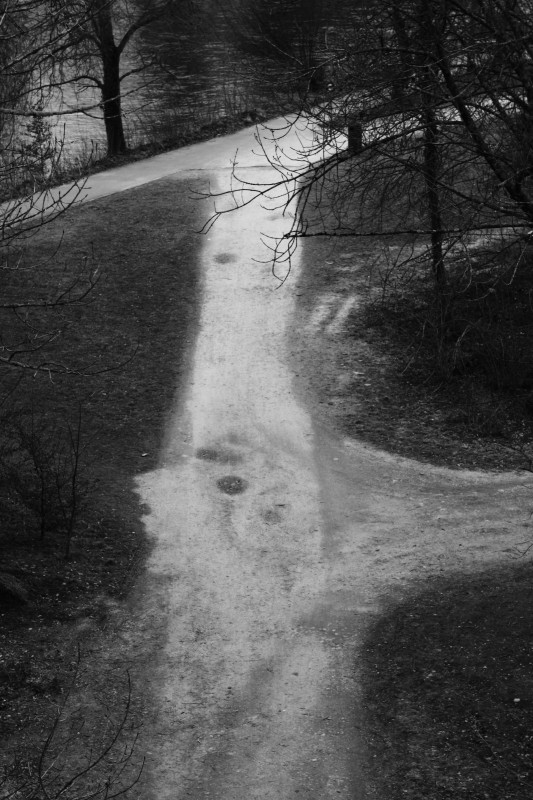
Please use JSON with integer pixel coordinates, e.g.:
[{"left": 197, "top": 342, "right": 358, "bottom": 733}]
[{"left": 357, "top": 236, "right": 533, "bottom": 463}]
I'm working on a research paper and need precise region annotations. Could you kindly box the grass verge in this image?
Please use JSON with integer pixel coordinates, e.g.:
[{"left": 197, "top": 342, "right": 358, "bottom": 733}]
[
  {"left": 292, "top": 232, "right": 533, "bottom": 471},
  {"left": 0, "top": 176, "right": 204, "bottom": 765},
  {"left": 3, "top": 101, "right": 290, "bottom": 202},
  {"left": 360, "top": 561, "right": 533, "bottom": 799}
]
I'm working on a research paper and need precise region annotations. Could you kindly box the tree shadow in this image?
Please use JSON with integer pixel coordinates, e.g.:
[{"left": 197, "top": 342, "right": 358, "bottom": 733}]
[{"left": 360, "top": 560, "right": 533, "bottom": 799}]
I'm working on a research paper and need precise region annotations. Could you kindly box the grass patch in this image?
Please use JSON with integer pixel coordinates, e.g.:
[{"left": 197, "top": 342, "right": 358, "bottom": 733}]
[
  {"left": 0, "top": 176, "right": 204, "bottom": 750},
  {"left": 361, "top": 561, "right": 533, "bottom": 799}
]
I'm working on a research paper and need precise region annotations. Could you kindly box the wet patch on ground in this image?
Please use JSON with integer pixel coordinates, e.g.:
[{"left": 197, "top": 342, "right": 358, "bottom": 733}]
[
  {"left": 216, "top": 475, "right": 249, "bottom": 495},
  {"left": 214, "top": 252, "right": 237, "bottom": 264},
  {"left": 261, "top": 507, "right": 283, "bottom": 524},
  {"left": 195, "top": 447, "right": 243, "bottom": 465}
]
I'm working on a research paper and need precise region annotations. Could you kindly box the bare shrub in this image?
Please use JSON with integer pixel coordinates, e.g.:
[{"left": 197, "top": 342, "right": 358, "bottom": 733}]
[
  {"left": 0, "top": 662, "right": 143, "bottom": 800},
  {"left": 0, "top": 404, "right": 93, "bottom": 558}
]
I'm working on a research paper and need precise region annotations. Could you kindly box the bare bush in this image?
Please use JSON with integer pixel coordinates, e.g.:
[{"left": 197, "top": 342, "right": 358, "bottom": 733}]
[
  {"left": 0, "top": 404, "right": 93, "bottom": 557},
  {"left": 0, "top": 662, "right": 143, "bottom": 800}
]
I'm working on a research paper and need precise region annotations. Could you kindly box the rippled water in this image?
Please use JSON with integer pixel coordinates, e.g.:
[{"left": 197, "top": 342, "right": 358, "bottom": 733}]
[
  {"left": 48, "top": 0, "right": 355, "bottom": 162},
  {"left": 54, "top": 25, "right": 291, "bottom": 162},
  {"left": 56, "top": 49, "right": 243, "bottom": 159}
]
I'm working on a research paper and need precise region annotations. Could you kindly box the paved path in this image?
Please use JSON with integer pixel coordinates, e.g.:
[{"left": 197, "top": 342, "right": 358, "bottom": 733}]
[{"left": 4, "top": 115, "right": 324, "bottom": 226}]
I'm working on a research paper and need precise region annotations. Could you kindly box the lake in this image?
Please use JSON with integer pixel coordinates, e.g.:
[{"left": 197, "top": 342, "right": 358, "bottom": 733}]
[{"left": 52, "top": 0, "right": 347, "bottom": 162}]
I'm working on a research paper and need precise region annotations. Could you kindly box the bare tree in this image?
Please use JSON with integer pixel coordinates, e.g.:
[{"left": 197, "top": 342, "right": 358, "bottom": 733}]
[
  {"left": 202, "top": 0, "right": 533, "bottom": 394},
  {"left": 1, "top": 662, "right": 143, "bottom": 800},
  {"left": 215, "top": 0, "right": 533, "bottom": 270},
  {"left": 227, "top": 0, "right": 332, "bottom": 93},
  {"left": 0, "top": 1, "right": 101, "bottom": 375},
  {"left": 0, "top": 0, "right": 180, "bottom": 159},
  {"left": 57, "top": 0, "right": 177, "bottom": 156}
]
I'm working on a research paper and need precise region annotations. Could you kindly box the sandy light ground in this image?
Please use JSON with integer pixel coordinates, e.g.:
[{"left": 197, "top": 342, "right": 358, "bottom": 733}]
[
  {"left": 42, "top": 118, "right": 533, "bottom": 799},
  {"left": 133, "top": 120, "right": 370, "bottom": 798}
]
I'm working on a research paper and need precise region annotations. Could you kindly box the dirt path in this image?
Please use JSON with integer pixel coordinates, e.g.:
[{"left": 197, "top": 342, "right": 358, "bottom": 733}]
[
  {"left": 30, "top": 118, "right": 530, "bottom": 800},
  {"left": 112, "top": 121, "right": 531, "bottom": 800},
  {"left": 132, "top": 125, "right": 365, "bottom": 796}
]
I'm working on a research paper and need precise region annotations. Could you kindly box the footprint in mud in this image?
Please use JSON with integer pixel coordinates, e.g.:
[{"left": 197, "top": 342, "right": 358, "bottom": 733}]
[
  {"left": 262, "top": 507, "right": 283, "bottom": 524},
  {"left": 217, "top": 475, "right": 248, "bottom": 495},
  {"left": 214, "top": 252, "right": 236, "bottom": 264},
  {"left": 196, "top": 447, "right": 243, "bottom": 465}
]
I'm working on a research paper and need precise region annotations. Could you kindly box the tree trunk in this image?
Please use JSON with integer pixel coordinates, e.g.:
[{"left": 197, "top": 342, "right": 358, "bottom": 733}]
[
  {"left": 416, "top": 1, "right": 446, "bottom": 295},
  {"left": 101, "top": 48, "right": 127, "bottom": 156},
  {"left": 347, "top": 119, "right": 363, "bottom": 154},
  {"left": 94, "top": 2, "right": 127, "bottom": 156},
  {"left": 390, "top": 0, "right": 414, "bottom": 110},
  {"left": 423, "top": 111, "right": 446, "bottom": 293}
]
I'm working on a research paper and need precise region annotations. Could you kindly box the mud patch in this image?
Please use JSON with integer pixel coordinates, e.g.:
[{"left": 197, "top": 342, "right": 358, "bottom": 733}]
[
  {"left": 214, "top": 252, "right": 236, "bottom": 264},
  {"left": 262, "top": 508, "right": 283, "bottom": 524},
  {"left": 196, "top": 447, "right": 243, "bottom": 465},
  {"left": 216, "top": 475, "right": 248, "bottom": 495}
]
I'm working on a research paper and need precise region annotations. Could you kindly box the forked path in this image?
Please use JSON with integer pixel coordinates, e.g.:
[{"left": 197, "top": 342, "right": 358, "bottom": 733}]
[
  {"left": 133, "top": 122, "right": 371, "bottom": 798},
  {"left": 79, "top": 120, "right": 530, "bottom": 799},
  {"left": 121, "top": 120, "right": 341, "bottom": 797}
]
